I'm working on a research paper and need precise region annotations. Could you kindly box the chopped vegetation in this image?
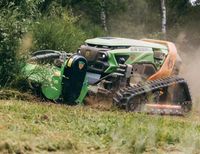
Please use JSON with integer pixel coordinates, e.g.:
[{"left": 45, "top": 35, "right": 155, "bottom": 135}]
[{"left": 1, "top": 100, "right": 200, "bottom": 153}]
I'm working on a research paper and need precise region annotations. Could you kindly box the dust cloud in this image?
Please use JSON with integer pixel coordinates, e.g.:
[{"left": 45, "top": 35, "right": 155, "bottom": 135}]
[
  {"left": 176, "top": 33, "right": 200, "bottom": 101},
  {"left": 180, "top": 51, "right": 200, "bottom": 99}
]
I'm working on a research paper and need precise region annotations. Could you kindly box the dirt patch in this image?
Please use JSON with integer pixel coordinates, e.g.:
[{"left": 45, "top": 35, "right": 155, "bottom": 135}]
[
  {"left": 85, "top": 95, "right": 113, "bottom": 111},
  {"left": 0, "top": 89, "right": 43, "bottom": 102}
]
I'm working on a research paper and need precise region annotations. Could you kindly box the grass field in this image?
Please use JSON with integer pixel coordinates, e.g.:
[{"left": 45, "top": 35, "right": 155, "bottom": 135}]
[{"left": 1, "top": 100, "right": 200, "bottom": 154}]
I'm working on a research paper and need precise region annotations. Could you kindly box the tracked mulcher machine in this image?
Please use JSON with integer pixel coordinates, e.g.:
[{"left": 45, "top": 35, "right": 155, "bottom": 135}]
[{"left": 23, "top": 37, "right": 192, "bottom": 115}]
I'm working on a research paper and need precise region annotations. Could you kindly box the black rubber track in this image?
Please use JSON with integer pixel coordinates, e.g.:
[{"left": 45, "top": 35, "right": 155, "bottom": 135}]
[{"left": 113, "top": 76, "right": 192, "bottom": 115}]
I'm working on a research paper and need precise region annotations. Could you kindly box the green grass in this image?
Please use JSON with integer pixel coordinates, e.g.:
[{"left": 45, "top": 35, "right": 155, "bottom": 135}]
[{"left": 1, "top": 100, "right": 200, "bottom": 154}]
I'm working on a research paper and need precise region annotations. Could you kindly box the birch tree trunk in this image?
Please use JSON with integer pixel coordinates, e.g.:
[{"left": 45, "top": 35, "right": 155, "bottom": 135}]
[
  {"left": 160, "top": 0, "right": 166, "bottom": 37},
  {"left": 100, "top": 0, "right": 108, "bottom": 32}
]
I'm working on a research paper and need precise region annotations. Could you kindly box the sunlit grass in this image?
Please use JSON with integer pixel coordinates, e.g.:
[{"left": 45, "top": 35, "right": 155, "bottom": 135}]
[{"left": 0, "top": 100, "right": 200, "bottom": 153}]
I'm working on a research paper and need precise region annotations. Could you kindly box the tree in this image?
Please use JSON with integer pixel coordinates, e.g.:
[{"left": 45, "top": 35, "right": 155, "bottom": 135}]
[
  {"left": 160, "top": 0, "right": 167, "bottom": 38},
  {"left": 61, "top": 0, "right": 126, "bottom": 33},
  {"left": 100, "top": 0, "right": 107, "bottom": 32}
]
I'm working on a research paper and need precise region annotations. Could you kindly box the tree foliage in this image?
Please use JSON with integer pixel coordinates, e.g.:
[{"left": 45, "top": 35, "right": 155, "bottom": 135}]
[
  {"left": 32, "top": 17, "right": 86, "bottom": 52},
  {"left": 0, "top": 8, "right": 27, "bottom": 87}
]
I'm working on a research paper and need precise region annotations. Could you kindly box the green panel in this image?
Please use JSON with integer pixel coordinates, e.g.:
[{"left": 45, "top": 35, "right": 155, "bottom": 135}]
[
  {"left": 41, "top": 62, "right": 66, "bottom": 100},
  {"left": 126, "top": 52, "right": 154, "bottom": 64},
  {"left": 23, "top": 63, "right": 63, "bottom": 100},
  {"left": 41, "top": 74, "right": 62, "bottom": 100},
  {"left": 23, "top": 60, "right": 89, "bottom": 103},
  {"left": 22, "top": 63, "right": 44, "bottom": 82},
  {"left": 104, "top": 52, "right": 119, "bottom": 73},
  {"left": 104, "top": 48, "right": 155, "bottom": 73}
]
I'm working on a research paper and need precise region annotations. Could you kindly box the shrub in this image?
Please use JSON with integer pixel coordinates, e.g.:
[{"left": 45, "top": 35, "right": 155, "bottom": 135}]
[
  {"left": 0, "top": 9, "right": 26, "bottom": 87},
  {"left": 31, "top": 8, "right": 88, "bottom": 53}
]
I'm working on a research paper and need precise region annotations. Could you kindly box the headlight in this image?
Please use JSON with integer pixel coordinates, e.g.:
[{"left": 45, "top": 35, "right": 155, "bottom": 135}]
[
  {"left": 102, "top": 53, "right": 106, "bottom": 58},
  {"left": 98, "top": 52, "right": 108, "bottom": 61},
  {"left": 77, "top": 49, "right": 81, "bottom": 54}
]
